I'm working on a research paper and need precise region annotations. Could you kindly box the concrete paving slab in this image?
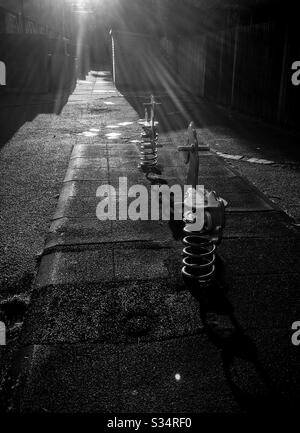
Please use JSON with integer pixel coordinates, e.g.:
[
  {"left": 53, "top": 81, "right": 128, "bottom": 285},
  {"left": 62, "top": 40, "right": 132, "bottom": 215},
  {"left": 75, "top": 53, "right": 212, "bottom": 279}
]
[
  {"left": 111, "top": 220, "right": 175, "bottom": 242},
  {"left": 46, "top": 219, "right": 175, "bottom": 248},
  {"left": 109, "top": 157, "right": 140, "bottom": 169},
  {"left": 163, "top": 164, "right": 235, "bottom": 180},
  {"left": 17, "top": 344, "right": 120, "bottom": 413},
  {"left": 197, "top": 162, "right": 237, "bottom": 178},
  {"left": 53, "top": 190, "right": 182, "bottom": 222},
  {"left": 21, "top": 282, "right": 128, "bottom": 344},
  {"left": 45, "top": 220, "right": 112, "bottom": 248},
  {"left": 114, "top": 246, "right": 171, "bottom": 281},
  {"left": 143, "top": 176, "right": 188, "bottom": 188},
  {"left": 107, "top": 143, "right": 138, "bottom": 152},
  {"left": 58, "top": 180, "right": 105, "bottom": 198},
  {"left": 49, "top": 216, "right": 112, "bottom": 236},
  {"left": 109, "top": 171, "right": 153, "bottom": 187},
  {"left": 119, "top": 335, "right": 240, "bottom": 413},
  {"left": 16, "top": 300, "right": 299, "bottom": 412},
  {"left": 35, "top": 247, "right": 114, "bottom": 287},
  {"left": 223, "top": 191, "right": 274, "bottom": 211},
  {"left": 223, "top": 274, "right": 300, "bottom": 328},
  {"left": 64, "top": 167, "right": 109, "bottom": 182},
  {"left": 107, "top": 147, "right": 140, "bottom": 158},
  {"left": 18, "top": 327, "right": 296, "bottom": 414},
  {"left": 224, "top": 211, "right": 297, "bottom": 238},
  {"left": 219, "top": 237, "right": 300, "bottom": 276},
  {"left": 59, "top": 178, "right": 166, "bottom": 201},
  {"left": 200, "top": 176, "right": 263, "bottom": 193},
  {"left": 21, "top": 280, "right": 202, "bottom": 345},
  {"left": 162, "top": 253, "right": 298, "bottom": 329},
  {"left": 250, "top": 274, "right": 300, "bottom": 328},
  {"left": 71, "top": 144, "right": 108, "bottom": 159},
  {"left": 98, "top": 175, "right": 157, "bottom": 190},
  {"left": 53, "top": 196, "right": 100, "bottom": 220},
  {"left": 245, "top": 328, "right": 300, "bottom": 410},
  {"left": 69, "top": 157, "right": 108, "bottom": 170}
]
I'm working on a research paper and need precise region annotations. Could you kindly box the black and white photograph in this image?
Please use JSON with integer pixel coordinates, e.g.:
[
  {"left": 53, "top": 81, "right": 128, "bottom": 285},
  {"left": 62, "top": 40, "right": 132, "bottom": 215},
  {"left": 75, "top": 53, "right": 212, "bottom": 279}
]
[{"left": 0, "top": 0, "right": 299, "bottom": 426}]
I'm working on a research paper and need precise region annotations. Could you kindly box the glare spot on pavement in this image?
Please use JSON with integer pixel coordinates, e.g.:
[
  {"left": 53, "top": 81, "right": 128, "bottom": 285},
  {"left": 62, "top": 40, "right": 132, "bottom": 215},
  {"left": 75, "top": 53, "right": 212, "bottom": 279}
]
[
  {"left": 77, "top": 131, "right": 98, "bottom": 137},
  {"left": 118, "top": 122, "right": 134, "bottom": 126},
  {"left": 106, "top": 132, "right": 121, "bottom": 139}
]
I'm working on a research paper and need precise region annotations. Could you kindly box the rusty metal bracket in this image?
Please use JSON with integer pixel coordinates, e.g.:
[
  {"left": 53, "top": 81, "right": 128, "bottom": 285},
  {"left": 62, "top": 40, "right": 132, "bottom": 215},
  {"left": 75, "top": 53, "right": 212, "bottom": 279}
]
[
  {"left": 143, "top": 94, "right": 161, "bottom": 135},
  {"left": 177, "top": 121, "right": 210, "bottom": 188}
]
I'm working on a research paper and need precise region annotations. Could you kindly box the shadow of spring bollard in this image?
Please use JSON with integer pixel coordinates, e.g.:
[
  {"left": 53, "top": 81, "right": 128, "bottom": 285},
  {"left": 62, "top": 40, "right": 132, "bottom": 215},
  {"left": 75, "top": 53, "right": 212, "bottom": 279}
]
[
  {"left": 178, "top": 122, "right": 227, "bottom": 289},
  {"left": 138, "top": 94, "right": 162, "bottom": 169}
]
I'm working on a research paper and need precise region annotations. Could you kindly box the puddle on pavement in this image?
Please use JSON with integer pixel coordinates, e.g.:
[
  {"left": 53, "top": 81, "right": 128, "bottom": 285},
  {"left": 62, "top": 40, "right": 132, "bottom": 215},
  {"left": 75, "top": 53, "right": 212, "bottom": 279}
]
[
  {"left": 77, "top": 131, "right": 98, "bottom": 137},
  {"left": 138, "top": 120, "right": 159, "bottom": 126},
  {"left": 106, "top": 125, "right": 121, "bottom": 129},
  {"left": 106, "top": 132, "right": 122, "bottom": 139},
  {"left": 118, "top": 122, "right": 134, "bottom": 126}
]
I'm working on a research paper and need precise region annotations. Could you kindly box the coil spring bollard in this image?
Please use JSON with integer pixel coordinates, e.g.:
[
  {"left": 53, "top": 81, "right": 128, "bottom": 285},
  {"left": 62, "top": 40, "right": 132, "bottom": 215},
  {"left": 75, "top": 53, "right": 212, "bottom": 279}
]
[
  {"left": 138, "top": 94, "right": 162, "bottom": 169},
  {"left": 178, "top": 122, "right": 227, "bottom": 289}
]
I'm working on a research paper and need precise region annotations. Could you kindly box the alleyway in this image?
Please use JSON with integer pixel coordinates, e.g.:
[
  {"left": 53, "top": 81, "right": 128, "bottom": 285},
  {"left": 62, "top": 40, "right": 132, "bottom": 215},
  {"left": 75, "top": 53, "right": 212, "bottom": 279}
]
[{"left": 0, "top": 73, "right": 299, "bottom": 413}]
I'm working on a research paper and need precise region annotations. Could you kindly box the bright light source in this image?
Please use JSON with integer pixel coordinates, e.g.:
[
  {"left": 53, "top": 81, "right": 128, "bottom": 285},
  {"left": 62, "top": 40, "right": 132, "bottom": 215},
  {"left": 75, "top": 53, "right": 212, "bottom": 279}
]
[
  {"left": 70, "top": 0, "right": 94, "bottom": 14},
  {"left": 175, "top": 373, "right": 181, "bottom": 381}
]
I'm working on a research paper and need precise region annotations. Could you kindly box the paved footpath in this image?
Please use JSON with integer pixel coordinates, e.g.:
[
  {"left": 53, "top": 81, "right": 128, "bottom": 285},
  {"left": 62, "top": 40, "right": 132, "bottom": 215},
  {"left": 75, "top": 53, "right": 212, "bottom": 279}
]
[{"left": 2, "top": 73, "right": 300, "bottom": 413}]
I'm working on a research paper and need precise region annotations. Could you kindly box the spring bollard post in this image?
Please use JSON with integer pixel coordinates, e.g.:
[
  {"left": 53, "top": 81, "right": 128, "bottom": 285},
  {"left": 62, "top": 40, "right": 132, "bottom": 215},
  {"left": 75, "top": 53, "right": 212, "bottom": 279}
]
[
  {"left": 178, "top": 122, "right": 227, "bottom": 289},
  {"left": 138, "top": 95, "right": 162, "bottom": 169}
]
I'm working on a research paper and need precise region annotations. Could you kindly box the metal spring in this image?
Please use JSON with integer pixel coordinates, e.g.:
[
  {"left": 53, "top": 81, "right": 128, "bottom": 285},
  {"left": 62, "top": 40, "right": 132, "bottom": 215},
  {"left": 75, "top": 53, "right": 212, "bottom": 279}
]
[
  {"left": 139, "top": 123, "right": 159, "bottom": 168},
  {"left": 139, "top": 140, "right": 158, "bottom": 167},
  {"left": 182, "top": 227, "right": 216, "bottom": 286}
]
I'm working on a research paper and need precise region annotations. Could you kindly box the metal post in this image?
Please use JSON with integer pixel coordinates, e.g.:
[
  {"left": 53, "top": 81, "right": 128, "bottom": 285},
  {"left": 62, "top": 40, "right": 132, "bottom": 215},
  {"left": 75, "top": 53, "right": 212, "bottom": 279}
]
[
  {"left": 20, "top": 0, "right": 26, "bottom": 33},
  {"left": 230, "top": 26, "right": 239, "bottom": 108},
  {"left": 277, "top": 27, "right": 289, "bottom": 124},
  {"left": 138, "top": 94, "right": 162, "bottom": 169}
]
